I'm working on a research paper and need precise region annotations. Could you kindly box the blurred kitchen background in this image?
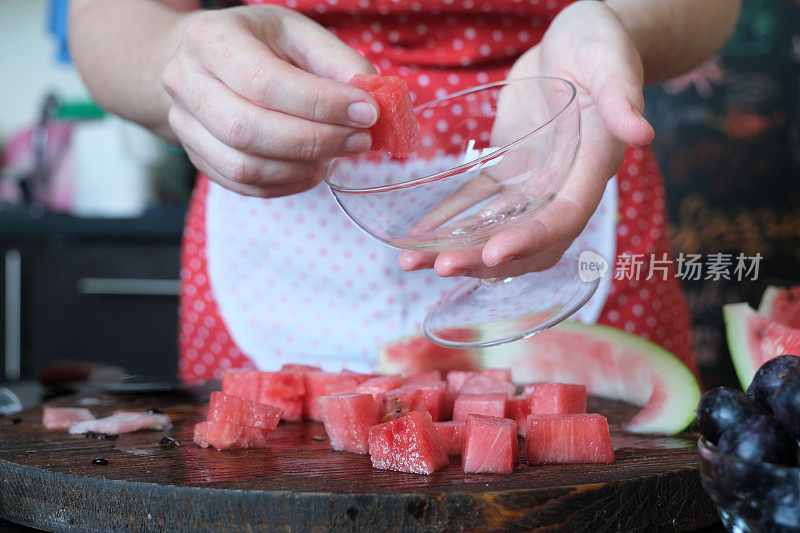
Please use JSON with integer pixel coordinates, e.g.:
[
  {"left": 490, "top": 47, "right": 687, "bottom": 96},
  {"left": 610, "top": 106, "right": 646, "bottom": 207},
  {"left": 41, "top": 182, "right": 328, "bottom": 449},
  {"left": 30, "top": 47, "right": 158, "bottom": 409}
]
[{"left": 0, "top": 0, "right": 798, "bottom": 401}]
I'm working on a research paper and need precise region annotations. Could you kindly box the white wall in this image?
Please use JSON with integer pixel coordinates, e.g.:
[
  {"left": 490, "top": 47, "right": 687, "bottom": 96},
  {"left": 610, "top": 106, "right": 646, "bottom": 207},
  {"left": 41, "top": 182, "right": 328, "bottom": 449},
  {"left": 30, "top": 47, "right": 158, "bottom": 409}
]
[{"left": 0, "top": 0, "right": 89, "bottom": 141}]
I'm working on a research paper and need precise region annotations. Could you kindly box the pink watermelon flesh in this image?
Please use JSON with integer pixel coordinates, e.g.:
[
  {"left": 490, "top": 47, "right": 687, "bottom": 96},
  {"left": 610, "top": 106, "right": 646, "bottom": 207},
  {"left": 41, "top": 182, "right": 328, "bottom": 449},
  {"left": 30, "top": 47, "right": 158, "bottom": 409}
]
[
  {"left": 460, "top": 375, "right": 515, "bottom": 399},
  {"left": 304, "top": 372, "right": 362, "bottom": 422},
  {"left": 43, "top": 407, "right": 95, "bottom": 430},
  {"left": 281, "top": 364, "right": 322, "bottom": 374},
  {"left": 403, "top": 370, "right": 442, "bottom": 385},
  {"left": 368, "top": 410, "right": 449, "bottom": 474},
  {"left": 208, "top": 391, "right": 282, "bottom": 431},
  {"left": 324, "top": 377, "right": 360, "bottom": 396},
  {"left": 348, "top": 74, "right": 420, "bottom": 159},
  {"left": 378, "top": 386, "right": 426, "bottom": 421},
  {"left": 462, "top": 415, "right": 518, "bottom": 474},
  {"left": 522, "top": 383, "right": 587, "bottom": 415},
  {"left": 340, "top": 371, "right": 377, "bottom": 384},
  {"left": 452, "top": 393, "right": 508, "bottom": 421},
  {"left": 197, "top": 420, "right": 269, "bottom": 450},
  {"left": 507, "top": 396, "right": 532, "bottom": 436},
  {"left": 435, "top": 421, "right": 467, "bottom": 456},
  {"left": 379, "top": 335, "right": 480, "bottom": 376},
  {"left": 318, "top": 393, "right": 378, "bottom": 454},
  {"left": 193, "top": 421, "right": 210, "bottom": 448},
  {"left": 258, "top": 371, "right": 305, "bottom": 422},
  {"left": 356, "top": 375, "right": 403, "bottom": 397},
  {"left": 444, "top": 370, "right": 479, "bottom": 419},
  {"left": 759, "top": 286, "right": 800, "bottom": 329},
  {"left": 69, "top": 412, "right": 171, "bottom": 435},
  {"left": 222, "top": 370, "right": 261, "bottom": 401},
  {"left": 481, "top": 369, "right": 513, "bottom": 383},
  {"left": 408, "top": 381, "right": 446, "bottom": 421},
  {"left": 526, "top": 413, "right": 614, "bottom": 465}
]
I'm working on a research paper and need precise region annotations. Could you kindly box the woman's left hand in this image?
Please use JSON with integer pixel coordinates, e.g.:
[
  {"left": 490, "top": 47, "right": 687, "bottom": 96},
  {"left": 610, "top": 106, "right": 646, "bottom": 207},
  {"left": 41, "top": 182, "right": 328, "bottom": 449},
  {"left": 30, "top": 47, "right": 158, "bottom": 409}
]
[{"left": 398, "top": 0, "right": 655, "bottom": 278}]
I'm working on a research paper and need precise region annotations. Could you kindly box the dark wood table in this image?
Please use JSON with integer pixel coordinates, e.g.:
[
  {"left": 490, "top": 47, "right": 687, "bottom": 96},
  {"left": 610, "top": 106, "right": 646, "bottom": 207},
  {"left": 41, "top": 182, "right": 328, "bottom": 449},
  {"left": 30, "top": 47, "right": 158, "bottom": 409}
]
[{"left": 0, "top": 390, "right": 718, "bottom": 532}]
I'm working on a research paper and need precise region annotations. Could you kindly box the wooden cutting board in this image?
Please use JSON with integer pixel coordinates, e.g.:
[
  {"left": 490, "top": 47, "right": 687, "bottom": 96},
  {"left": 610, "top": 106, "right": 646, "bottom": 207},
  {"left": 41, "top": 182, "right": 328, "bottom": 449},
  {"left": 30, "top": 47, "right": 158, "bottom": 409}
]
[{"left": 0, "top": 390, "right": 717, "bottom": 532}]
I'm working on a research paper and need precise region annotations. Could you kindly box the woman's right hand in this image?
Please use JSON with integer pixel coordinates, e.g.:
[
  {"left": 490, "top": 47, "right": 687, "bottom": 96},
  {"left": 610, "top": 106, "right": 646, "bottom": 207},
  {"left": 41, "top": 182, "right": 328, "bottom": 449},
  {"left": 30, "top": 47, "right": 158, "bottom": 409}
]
[{"left": 161, "top": 5, "right": 379, "bottom": 198}]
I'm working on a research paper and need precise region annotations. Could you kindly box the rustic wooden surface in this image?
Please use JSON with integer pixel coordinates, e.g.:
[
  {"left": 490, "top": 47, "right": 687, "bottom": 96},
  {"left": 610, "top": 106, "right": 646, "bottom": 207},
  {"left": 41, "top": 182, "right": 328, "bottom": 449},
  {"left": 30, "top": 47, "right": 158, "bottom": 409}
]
[{"left": 0, "top": 390, "right": 717, "bottom": 532}]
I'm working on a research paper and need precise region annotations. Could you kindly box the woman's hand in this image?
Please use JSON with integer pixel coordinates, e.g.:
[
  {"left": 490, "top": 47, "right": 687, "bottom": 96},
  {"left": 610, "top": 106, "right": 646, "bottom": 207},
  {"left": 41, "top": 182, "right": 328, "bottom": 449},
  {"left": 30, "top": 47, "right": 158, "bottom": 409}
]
[
  {"left": 161, "top": 5, "right": 379, "bottom": 197},
  {"left": 398, "top": 0, "right": 654, "bottom": 278}
]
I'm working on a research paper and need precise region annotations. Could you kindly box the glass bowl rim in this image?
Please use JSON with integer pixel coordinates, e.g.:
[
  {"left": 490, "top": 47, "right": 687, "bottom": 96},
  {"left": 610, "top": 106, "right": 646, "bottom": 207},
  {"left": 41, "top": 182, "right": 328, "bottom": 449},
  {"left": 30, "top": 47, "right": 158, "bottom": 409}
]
[
  {"left": 324, "top": 75, "right": 578, "bottom": 194},
  {"left": 698, "top": 436, "right": 800, "bottom": 475}
]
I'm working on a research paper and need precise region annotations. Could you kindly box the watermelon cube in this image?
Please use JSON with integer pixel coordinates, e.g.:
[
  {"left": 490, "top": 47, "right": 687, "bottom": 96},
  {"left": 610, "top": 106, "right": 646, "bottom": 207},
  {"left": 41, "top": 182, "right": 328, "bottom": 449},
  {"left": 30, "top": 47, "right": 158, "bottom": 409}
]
[
  {"left": 304, "top": 372, "right": 362, "bottom": 422},
  {"left": 356, "top": 374, "right": 403, "bottom": 397},
  {"left": 222, "top": 370, "right": 261, "bottom": 401},
  {"left": 348, "top": 74, "right": 420, "bottom": 159},
  {"left": 208, "top": 391, "right": 282, "bottom": 431},
  {"left": 480, "top": 369, "right": 513, "bottom": 383},
  {"left": 435, "top": 421, "right": 466, "bottom": 456},
  {"left": 193, "top": 421, "right": 210, "bottom": 448},
  {"left": 522, "top": 383, "right": 587, "bottom": 415},
  {"left": 368, "top": 411, "right": 449, "bottom": 474},
  {"left": 402, "top": 370, "right": 442, "bottom": 385},
  {"left": 461, "top": 375, "right": 515, "bottom": 398},
  {"left": 446, "top": 370, "right": 478, "bottom": 393},
  {"left": 281, "top": 364, "right": 322, "bottom": 374},
  {"left": 378, "top": 386, "right": 426, "bottom": 421},
  {"left": 318, "top": 393, "right": 378, "bottom": 454},
  {"left": 507, "top": 395, "right": 532, "bottom": 436},
  {"left": 462, "top": 415, "right": 518, "bottom": 474},
  {"left": 341, "top": 370, "right": 378, "bottom": 384},
  {"left": 195, "top": 420, "right": 269, "bottom": 450},
  {"left": 258, "top": 371, "right": 305, "bottom": 422},
  {"left": 526, "top": 414, "right": 615, "bottom": 464},
  {"left": 453, "top": 393, "right": 508, "bottom": 421},
  {"left": 408, "top": 381, "right": 446, "bottom": 421}
]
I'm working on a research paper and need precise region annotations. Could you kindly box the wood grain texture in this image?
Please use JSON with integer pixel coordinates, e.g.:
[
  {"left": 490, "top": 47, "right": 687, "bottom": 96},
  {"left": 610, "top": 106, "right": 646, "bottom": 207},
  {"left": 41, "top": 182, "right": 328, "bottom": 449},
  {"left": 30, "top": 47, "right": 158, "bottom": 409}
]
[{"left": 0, "top": 391, "right": 717, "bottom": 532}]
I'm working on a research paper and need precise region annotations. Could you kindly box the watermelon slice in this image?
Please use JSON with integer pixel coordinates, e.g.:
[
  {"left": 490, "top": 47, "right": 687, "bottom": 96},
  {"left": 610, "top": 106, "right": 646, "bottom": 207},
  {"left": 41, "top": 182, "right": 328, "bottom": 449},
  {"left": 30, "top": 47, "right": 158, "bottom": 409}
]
[
  {"left": 368, "top": 410, "right": 449, "bottom": 474},
  {"left": 462, "top": 415, "right": 518, "bottom": 474},
  {"left": 258, "top": 371, "right": 305, "bottom": 422},
  {"left": 724, "top": 302, "right": 800, "bottom": 389},
  {"left": 43, "top": 407, "right": 95, "bottom": 430},
  {"left": 379, "top": 335, "right": 480, "bottom": 375},
  {"left": 208, "top": 391, "right": 282, "bottom": 431},
  {"left": 222, "top": 370, "right": 261, "bottom": 401},
  {"left": 759, "top": 286, "right": 800, "bottom": 329},
  {"left": 356, "top": 375, "right": 403, "bottom": 397},
  {"left": 452, "top": 393, "right": 508, "bottom": 421},
  {"left": 318, "top": 393, "right": 378, "bottom": 454},
  {"left": 402, "top": 371, "right": 442, "bottom": 385},
  {"left": 526, "top": 414, "right": 614, "bottom": 465},
  {"left": 348, "top": 74, "right": 420, "bottom": 159},
  {"left": 378, "top": 324, "right": 700, "bottom": 435},
  {"left": 435, "top": 421, "right": 466, "bottom": 456},
  {"left": 522, "top": 383, "right": 587, "bottom": 415}
]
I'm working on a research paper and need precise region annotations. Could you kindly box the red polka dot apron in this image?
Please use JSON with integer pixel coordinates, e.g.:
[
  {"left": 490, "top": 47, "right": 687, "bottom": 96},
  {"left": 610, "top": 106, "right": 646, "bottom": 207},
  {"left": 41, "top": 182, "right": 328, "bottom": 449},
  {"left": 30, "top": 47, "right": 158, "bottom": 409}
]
[{"left": 178, "top": 0, "right": 697, "bottom": 383}]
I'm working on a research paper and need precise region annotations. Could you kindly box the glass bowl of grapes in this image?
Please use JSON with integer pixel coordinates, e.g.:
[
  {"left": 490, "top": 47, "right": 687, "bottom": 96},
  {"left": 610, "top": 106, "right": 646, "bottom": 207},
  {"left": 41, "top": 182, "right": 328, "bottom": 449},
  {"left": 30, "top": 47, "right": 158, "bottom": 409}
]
[{"left": 696, "top": 355, "right": 800, "bottom": 532}]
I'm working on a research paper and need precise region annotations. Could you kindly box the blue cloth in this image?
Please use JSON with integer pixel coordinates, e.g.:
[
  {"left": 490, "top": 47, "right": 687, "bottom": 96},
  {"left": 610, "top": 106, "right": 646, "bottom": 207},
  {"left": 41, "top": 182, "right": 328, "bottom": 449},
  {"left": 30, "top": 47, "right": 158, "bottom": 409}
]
[{"left": 48, "top": 0, "right": 71, "bottom": 64}]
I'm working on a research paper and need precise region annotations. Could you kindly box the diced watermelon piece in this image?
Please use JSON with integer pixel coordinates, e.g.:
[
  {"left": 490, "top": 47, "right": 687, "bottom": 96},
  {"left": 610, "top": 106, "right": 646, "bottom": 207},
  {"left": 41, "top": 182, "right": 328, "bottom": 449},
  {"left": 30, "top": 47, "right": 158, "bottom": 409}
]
[
  {"left": 403, "top": 370, "right": 442, "bottom": 385},
  {"left": 522, "top": 383, "right": 587, "bottom": 415},
  {"left": 444, "top": 370, "right": 479, "bottom": 419},
  {"left": 461, "top": 375, "right": 515, "bottom": 398},
  {"left": 526, "top": 414, "right": 614, "bottom": 464},
  {"left": 348, "top": 74, "right": 420, "bottom": 159},
  {"left": 193, "top": 421, "right": 210, "bottom": 448},
  {"left": 435, "top": 421, "right": 466, "bottom": 456},
  {"left": 302, "top": 372, "right": 356, "bottom": 421},
  {"left": 507, "top": 395, "right": 532, "bottom": 436},
  {"left": 407, "top": 381, "right": 446, "bottom": 421},
  {"left": 222, "top": 370, "right": 261, "bottom": 401},
  {"left": 481, "top": 369, "right": 513, "bottom": 383},
  {"left": 452, "top": 393, "right": 508, "bottom": 421},
  {"left": 69, "top": 412, "right": 171, "bottom": 435},
  {"left": 43, "top": 407, "right": 95, "bottom": 430},
  {"left": 281, "top": 364, "right": 322, "bottom": 374},
  {"left": 258, "top": 371, "right": 305, "bottom": 422},
  {"left": 356, "top": 375, "right": 403, "bottom": 397},
  {"left": 318, "top": 393, "right": 378, "bottom": 454},
  {"left": 198, "top": 420, "right": 269, "bottom": 450},
  {"left": 368, "top": 410, "right": 449, "bottom": 474},
  {"left": 378, "top": 386, "right": 426, "bottom": 421},
  {"left": 324, "top": 377, "right": 360, "bottom": 396},
  {"left": 463, "top": 415, "right": 518, "bottom": 474},
  {"left": 341, "top": 370, "right": 378, "bottom": 384},
  {"left": 208, "top": 391, "right": 282, "bottom": 431}
]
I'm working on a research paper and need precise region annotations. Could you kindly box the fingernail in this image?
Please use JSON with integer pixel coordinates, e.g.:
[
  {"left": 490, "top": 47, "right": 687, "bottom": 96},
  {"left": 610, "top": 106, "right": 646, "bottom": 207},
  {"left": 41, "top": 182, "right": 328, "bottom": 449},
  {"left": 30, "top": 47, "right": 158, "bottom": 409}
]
[
  {"left": 348, "top": 102, "right": 378, "bottom": 127},
  {"left": 487, "top": 255, "right": 517, "bottom": 267},
  {"left": 446, "top": 268, "right": 471, "bottom": 277},
  {"left": 344, "top": 132, "right": 371, "bottom": 154}
]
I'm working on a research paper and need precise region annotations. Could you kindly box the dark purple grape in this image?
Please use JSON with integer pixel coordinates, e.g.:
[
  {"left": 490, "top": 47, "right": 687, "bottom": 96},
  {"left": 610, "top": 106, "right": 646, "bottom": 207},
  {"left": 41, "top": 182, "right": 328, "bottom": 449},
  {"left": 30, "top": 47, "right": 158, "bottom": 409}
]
[
  {"left": 762, "top": 484, "right": 800, "bottom": 531},
  {"left": 717, "top": 416, "right": 795, "bottom": 466},
  {"left": 772, "top": 373, "right": 800, "bottom": 438},
  {"left": 746, "top": 355, "right": 800, "bottom": 410},
  {"left": 696, "top": 387, "right": 763, "bottom": 444}
]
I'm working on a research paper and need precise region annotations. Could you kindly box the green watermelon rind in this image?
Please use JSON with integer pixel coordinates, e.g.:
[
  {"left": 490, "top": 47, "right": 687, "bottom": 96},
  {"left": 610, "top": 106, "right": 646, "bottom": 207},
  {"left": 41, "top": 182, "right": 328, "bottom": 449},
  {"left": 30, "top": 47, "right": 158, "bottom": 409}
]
[
  {"left": 757, "top": 286, "right": 781, "bottom": 317},
  {"left": 723, "top": 302, "right": 758, "bottom": 389}
]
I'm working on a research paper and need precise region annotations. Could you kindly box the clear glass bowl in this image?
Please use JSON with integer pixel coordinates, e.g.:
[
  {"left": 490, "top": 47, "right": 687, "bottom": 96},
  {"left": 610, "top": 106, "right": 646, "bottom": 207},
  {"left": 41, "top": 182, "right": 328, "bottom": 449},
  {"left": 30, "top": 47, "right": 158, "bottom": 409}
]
[{"left": 698, "top": 437, "right": 800, "bottom": 532}]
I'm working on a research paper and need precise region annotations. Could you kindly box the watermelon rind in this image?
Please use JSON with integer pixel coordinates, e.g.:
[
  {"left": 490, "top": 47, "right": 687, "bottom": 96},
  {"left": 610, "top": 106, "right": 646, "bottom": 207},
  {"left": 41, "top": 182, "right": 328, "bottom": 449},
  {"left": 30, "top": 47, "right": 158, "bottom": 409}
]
[
  {"left": 723, "top": 302, "right": 756, "bottom": 389},
  {"left": 758, "top": 286, "right": 781, "bottom": 317}
]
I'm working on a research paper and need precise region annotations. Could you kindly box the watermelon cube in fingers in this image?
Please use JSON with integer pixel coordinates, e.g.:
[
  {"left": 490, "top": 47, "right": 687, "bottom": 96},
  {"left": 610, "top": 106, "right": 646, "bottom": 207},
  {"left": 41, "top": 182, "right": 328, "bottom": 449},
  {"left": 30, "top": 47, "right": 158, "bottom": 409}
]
[
  {"left": 222, "top": 370, "right": 261, "bottom": 401},
  {"left": 259, "top": 371, "right": 305, "bottom": 422},
  {"left": 526, "top": 414, "right": 614, "bottom": 464},
  {"left": 356, "top": 375, "right": 403, "bottom": 397},
  {"left": 208, "top": 391, "right": 282, "bottom": 431},
  {"left": 368, "top": 411, "right": 449, "bottom": 474},
  {"left": 523, "top": 383, "right": 587, "bottom": 415},
  {"left": 463, "top": 415, "right": 518, "bottom": 474},
  {"left": 349, "top": 74, "right": 420, "bottom": 159},
  {"left": 453, "top": 393, "right": 508, "bottom": 421},
  {"left": 318, "top": 393, "right": 379, "bottom": 454},
  {"left": 435, "top": 421, "right": 467, "bottom": 456}
]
